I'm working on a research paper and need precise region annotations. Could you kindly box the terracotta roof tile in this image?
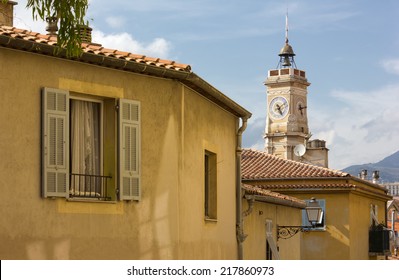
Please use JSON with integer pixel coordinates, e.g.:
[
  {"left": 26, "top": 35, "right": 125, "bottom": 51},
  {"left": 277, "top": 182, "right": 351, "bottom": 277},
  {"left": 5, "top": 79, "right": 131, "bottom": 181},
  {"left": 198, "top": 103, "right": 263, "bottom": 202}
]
[
  {"left": 242, "top": 184, "right": 306, "bottom": 207},
  {"left": 114, "top": 50, "right": 130, "bottom": 57},
  {"left": 85, "top": 44, "right": 102, "bottom": 51},
  {"left": 0, "top": 25, "right": 192, "bottom": 73},
  {"left": 242, "top": 148, "right": 349, "bottom": 179},
  {"left": 250, "top": 183, "right": 356, "bottom": 190}
]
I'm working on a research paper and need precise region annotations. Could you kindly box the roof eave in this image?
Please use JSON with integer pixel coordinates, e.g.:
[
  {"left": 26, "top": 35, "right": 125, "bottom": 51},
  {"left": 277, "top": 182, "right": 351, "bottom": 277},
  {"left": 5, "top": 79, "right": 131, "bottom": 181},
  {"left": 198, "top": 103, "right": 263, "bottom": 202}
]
[
  {"left": 242, "top": 176, "right": 351, "bottom": 183},
  {"left": 0, "top": 33, "right": 252, "bottom": 119},
  {"left": 250, "top": 194, "right": 306, "bottom": 209}
]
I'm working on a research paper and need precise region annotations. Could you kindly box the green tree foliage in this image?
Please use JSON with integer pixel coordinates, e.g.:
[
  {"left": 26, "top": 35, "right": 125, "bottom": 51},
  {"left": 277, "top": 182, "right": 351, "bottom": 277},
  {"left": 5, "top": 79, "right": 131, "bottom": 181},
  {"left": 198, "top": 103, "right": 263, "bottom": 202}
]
[{"left": 3, "top": 0, "right": 89, "bottom": 57}]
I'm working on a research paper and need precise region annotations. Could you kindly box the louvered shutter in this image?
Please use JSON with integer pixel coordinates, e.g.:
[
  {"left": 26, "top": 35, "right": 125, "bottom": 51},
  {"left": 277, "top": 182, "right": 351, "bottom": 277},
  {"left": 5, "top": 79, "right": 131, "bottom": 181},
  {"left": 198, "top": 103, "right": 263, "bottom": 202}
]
[
  {"left": 118, "top": 99, "right": 141, "bottom": 201},
  {"left": 41, "top": 88, "right": 69, "bottom": 198},
  {"left": 265, "top": 220, "right": 280, "bottom": 260}
]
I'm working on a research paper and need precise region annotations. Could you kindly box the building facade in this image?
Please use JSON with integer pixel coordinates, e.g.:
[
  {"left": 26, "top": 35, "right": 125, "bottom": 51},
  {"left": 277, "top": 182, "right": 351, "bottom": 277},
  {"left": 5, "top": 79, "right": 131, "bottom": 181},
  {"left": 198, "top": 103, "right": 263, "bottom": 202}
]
[
  {"left": 0, "top": 2, "right": 251, "bottom": 259},
  {"left": 241, "top": 149, "right": 392, "bottom": 260},
  {"left": 241, "top": 184, "right": 305, "bottom": 260},
  {"left": 385, "top": 182, "right": 399, "bottom": 197}
]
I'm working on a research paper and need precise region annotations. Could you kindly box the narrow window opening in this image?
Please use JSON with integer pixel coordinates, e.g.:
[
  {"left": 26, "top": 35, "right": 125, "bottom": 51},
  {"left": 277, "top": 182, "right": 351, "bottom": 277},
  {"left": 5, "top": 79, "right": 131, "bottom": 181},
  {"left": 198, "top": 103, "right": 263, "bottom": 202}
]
[{"left": 204, "top": 150, "right": 217, "bottom": 220}]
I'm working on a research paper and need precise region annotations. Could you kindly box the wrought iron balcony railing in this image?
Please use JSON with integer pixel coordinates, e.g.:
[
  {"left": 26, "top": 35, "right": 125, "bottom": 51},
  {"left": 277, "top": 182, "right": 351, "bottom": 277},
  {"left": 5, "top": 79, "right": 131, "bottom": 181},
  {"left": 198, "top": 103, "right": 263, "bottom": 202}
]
[{"left": 70, "top": 173, "right": 112, "bottom": 200}]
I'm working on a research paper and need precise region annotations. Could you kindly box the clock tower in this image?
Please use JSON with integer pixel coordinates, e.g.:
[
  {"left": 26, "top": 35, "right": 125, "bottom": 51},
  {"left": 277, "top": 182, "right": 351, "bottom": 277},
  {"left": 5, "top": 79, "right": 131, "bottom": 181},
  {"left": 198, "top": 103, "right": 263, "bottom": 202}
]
[{"left": 264, "top": 15, "right": 329, "bottom": 167}]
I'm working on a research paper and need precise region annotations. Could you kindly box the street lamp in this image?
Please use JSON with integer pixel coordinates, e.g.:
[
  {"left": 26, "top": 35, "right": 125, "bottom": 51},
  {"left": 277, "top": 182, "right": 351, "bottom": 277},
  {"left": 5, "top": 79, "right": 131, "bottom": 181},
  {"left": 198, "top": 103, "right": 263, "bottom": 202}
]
[{"left": 277, "top": 197, "right": 323, "bottom": 240}]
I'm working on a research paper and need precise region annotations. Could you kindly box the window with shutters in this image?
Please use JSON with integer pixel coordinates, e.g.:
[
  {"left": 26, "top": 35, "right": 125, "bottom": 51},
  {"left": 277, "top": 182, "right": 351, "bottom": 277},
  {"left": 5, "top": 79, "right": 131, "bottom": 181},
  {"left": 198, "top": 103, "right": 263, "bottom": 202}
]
[{"left": 41, "top": 87, "right": 141, "bottom": 201}]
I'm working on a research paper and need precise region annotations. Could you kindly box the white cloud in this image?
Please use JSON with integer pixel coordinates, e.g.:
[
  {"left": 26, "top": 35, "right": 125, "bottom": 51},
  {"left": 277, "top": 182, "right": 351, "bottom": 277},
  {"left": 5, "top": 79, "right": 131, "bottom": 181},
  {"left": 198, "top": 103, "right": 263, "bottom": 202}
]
[
  {"left": 105, "top": 16, "right": 126, "bottom": 29},
  {"left": 92, "top": 30, "right": 171, "bottom": 58},
  {"left": 381, "top": 59, "right": 399, "bottom": 75},
  {"left": 310, "top": 84, "right": 399, "bottom": 170},
  {"left": 243, "top": 117, "right": 265, "bottom": 150}
]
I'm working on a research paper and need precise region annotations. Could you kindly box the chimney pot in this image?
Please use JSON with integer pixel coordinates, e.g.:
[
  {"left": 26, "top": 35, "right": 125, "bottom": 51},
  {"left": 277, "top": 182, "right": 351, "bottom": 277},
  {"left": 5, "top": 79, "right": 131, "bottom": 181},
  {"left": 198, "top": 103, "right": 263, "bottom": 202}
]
[
  {"left": 46, "top": 16, "right": 58, "bottom": 35},
  {"left": 372, "top": 170, "right": 380, "bottom": 184},
  {"left": 360, "top": 169, "right": 368, "bottom": 180},
  {"left": 0, "top": 1, "right": 17, "bottom": 26},
  {"left": 78, "top": 25, "right": 92, "bottom": 44}
]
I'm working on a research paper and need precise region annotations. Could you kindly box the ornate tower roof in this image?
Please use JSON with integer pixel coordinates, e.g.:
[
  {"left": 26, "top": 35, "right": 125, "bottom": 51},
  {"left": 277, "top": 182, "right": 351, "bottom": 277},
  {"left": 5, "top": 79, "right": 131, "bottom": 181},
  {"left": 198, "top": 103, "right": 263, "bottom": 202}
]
[{"left": 277, "top": 13, "right": 296, "bottom": 69}]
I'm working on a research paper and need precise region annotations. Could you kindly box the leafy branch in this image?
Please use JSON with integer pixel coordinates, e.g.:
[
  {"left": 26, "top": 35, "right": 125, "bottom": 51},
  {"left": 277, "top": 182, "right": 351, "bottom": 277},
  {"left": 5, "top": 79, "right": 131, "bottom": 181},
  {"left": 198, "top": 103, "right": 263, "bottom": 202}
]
[{"left": 2, "top": 0, "right": 89, "bottom": 57}]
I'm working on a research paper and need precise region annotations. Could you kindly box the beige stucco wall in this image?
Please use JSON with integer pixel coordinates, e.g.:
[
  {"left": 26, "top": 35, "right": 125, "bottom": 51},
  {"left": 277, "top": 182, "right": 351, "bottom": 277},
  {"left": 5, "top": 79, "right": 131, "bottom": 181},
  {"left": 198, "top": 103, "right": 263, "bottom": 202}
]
[
  {"left": 243, "top": 200, "right": 302, "bottom": 260},
  {"left": 285, "top": 190, "right": 387, "bottom": 260},
  {"left": 0, "top": 48, "right": 239, "bottom": 259},
  {"left": 298, "top": 193, "right": 350, "bottom": 260},
  {"left": 349, "top": 193, "right": 387, "bottom": 259}
]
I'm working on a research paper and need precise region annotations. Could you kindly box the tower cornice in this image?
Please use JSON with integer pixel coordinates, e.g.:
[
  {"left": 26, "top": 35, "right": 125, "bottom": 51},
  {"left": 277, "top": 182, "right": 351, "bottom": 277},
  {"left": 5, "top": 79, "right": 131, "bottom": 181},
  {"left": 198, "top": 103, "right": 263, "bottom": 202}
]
[{"left": 265, "top": 68, "right": 310, "bottom": 87}]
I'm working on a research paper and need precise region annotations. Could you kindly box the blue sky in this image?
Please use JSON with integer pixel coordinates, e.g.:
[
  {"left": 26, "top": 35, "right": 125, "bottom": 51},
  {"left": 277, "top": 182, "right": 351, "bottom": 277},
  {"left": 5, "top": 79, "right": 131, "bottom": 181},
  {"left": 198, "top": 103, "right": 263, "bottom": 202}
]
[{"left": 13, "top": 0, "right": 399, "bottom": 171}]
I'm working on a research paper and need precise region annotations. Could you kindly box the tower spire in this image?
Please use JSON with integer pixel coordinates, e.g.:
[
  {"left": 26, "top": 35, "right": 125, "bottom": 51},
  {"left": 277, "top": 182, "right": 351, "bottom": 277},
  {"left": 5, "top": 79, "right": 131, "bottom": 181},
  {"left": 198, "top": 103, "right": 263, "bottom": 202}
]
[{"left": 285, "top": 11, "right": 289, "bottom": 44}]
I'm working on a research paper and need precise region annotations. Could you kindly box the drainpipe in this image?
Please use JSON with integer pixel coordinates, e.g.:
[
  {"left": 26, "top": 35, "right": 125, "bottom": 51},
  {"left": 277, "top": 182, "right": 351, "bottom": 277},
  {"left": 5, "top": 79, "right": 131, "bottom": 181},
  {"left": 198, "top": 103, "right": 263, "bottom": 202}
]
[
  {"left": 242, "top": 195, "right": 255, "bottom": 217},
  {"left": 236, "top": 117, "right": 248, "bottom": 260}
]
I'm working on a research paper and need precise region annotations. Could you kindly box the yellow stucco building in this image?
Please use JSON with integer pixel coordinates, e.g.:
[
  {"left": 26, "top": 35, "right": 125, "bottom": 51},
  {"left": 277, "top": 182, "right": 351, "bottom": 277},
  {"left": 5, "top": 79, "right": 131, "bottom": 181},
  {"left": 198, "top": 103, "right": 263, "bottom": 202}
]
[
  {"left": 0, "top": 2, "right": 252, "bottom": 259},
  {"left": 242, "top": 149, "right": 392, "bottom": 260},
  {"left": 241, "top": 184, "right": 305, "bottom": 260}
]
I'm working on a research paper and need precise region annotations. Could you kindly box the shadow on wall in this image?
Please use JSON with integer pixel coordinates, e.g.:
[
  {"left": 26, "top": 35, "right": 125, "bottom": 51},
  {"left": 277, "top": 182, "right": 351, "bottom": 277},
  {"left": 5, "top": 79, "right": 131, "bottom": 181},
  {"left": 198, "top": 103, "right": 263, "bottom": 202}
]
[{"left": 26, "top": 238, "right": 71, "bottom": 259}]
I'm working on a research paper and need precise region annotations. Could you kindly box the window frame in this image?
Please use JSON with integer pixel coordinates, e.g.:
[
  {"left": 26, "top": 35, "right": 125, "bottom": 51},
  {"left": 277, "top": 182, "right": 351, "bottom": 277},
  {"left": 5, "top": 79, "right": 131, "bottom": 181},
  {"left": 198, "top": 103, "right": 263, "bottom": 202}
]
[
  {"left": 69, "top": 95, "right": 104, "bottom": 180},
  {"left": 41, "top": 87, "right": 141, "bottom": 202}
]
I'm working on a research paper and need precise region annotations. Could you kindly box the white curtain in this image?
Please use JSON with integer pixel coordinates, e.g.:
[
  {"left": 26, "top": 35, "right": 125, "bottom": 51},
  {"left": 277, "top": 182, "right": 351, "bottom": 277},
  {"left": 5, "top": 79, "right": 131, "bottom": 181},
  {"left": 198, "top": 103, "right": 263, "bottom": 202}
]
[{"left": 70, "top": 100, "right": 101, "bottom": 194}]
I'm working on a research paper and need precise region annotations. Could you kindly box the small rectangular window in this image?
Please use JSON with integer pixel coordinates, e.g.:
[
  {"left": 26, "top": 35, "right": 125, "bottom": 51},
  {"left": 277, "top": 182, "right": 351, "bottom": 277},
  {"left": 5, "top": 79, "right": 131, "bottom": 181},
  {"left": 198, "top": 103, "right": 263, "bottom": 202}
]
[
  {"left": 204, "top": 150, "right": 217, "bottom": 220},
  {"left": 265, "top": 220, "right": 273, "bottom": 260}
]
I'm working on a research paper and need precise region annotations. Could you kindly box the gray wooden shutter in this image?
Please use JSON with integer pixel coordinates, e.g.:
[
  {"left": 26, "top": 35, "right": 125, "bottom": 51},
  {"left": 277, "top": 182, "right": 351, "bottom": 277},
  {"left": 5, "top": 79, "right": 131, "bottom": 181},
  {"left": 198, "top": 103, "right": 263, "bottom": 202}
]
[
  {"left": 118, "top": 99, "right": 141, "bottom": 201},
  {"left": 41, "top": 88, "right": 69, "bottom": 198},
  {"left": 265, "top": 220, "right": 280, "bottom": 260}
]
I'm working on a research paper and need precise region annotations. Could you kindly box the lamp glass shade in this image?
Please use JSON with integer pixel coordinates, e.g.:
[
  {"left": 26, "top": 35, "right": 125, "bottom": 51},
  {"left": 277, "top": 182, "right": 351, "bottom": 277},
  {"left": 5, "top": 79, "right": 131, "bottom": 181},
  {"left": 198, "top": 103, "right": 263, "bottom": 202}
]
[{"left": 305, "top": 198, "right": 323, "bottom": 225}]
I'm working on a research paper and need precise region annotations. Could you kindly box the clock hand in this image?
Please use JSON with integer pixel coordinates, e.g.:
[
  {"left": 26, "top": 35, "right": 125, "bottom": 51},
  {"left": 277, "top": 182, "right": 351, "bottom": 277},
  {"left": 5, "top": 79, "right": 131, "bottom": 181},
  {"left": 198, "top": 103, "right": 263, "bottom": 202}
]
[
  {"left": 276, "top": 104, "right": 283, "bottom": 114},
  {"left": 298, "top": 104, "right": 307, "bottom": 115}
]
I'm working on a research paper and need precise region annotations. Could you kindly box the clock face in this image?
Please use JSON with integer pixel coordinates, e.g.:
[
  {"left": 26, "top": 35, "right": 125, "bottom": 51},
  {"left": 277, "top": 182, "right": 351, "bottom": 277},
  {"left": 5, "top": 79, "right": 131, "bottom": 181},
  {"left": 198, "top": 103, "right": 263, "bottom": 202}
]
[{"left": 269, "top": 96, "right": 289, "bottom": 120}]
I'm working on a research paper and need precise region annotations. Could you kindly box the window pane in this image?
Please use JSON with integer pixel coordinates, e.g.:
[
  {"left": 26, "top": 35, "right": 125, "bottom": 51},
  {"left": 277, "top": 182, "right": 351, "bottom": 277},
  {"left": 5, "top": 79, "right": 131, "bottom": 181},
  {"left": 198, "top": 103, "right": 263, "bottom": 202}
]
[{"left": 70, "top": 99, "right": 102, "bottom": 196}]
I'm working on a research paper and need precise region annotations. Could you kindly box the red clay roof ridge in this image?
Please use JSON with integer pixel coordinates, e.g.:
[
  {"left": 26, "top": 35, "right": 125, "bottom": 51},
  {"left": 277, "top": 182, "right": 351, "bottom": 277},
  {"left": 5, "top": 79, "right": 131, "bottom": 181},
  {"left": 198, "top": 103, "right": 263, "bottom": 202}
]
[
  {"left": 242, "top": 148, "right": 350, "bottom": 178},
  {"left": 0, "top": 25, "right": 192, "bottom": 73}
]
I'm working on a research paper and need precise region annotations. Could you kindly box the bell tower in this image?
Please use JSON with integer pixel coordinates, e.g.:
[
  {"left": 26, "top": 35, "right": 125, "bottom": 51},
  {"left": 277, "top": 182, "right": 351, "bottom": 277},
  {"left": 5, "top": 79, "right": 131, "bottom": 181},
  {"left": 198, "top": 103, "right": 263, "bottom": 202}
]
[{"left": 264, "top": 14, "right": 328, "bottom": 166}]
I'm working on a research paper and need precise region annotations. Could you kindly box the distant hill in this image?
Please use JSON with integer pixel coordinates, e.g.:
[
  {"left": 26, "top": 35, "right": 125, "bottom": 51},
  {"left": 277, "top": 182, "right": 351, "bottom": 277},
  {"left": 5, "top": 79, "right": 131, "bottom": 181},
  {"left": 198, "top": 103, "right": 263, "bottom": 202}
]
[{"left": 342, "top": 150, "right": 399, "bottom": 183}]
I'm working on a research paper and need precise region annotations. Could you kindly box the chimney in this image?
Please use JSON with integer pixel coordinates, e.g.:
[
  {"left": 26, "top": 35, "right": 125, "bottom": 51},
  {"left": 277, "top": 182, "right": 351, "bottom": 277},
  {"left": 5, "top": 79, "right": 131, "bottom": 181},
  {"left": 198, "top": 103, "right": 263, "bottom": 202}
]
[
  {"left": 372, "top": 170, "right": 380, "bottom": 184},
  {"left": 45, "top": 16, "right": 58, "bottom": 35},
  {"left": 78, "top": 24, "right": 92, "bottom": 44},
  {"left": 0, "top": 1, "right": 17, "bottom": 26},
  {"left": 359, "top": 169, "right": 368, "bottom": 180}
]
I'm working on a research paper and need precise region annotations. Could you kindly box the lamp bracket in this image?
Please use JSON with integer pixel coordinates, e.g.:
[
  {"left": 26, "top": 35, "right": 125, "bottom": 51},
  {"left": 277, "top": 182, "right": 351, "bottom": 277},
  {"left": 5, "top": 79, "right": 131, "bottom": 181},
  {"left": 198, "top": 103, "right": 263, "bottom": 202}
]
[{"left": 277, "top": 225, "right": 312, "bottom": 240}]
